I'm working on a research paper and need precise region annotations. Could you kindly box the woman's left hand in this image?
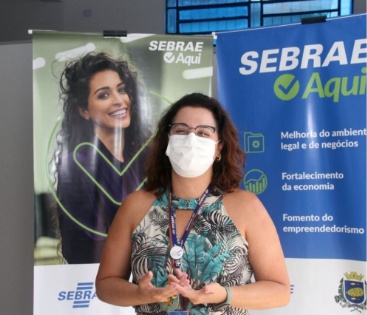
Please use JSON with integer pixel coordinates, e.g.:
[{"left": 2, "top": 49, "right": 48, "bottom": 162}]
[
  {"left": 167, "top": 269, "right": 191, "bottom": 289},
  {"left": 175, "top": 282, "right": 227, "bottom": 305}
]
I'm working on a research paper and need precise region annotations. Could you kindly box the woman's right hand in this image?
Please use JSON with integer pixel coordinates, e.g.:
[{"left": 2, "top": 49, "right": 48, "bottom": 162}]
[{"left": 138, "top": 271, "right": 180, "bottom": 303}]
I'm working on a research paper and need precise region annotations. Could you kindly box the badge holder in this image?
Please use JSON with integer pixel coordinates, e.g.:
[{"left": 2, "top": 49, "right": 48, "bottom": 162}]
[
  {"left": 162, "top": 186, "right": 210, "bottom": 315},
  {"left": 160, "top": 297, "right": 180, "bottom": 312}
]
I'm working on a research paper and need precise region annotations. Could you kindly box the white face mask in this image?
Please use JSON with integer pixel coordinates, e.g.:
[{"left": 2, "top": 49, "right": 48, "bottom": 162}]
[{"left": 165, "top": 133, "right": 218, "bottom": 178}]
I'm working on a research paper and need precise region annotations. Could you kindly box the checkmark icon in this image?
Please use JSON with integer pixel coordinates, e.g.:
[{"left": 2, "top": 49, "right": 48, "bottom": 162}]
[
  {"left": 164, "top": 52, "right": 175, "bottom": 63},
  {"left": 47, "top": 118, "right": 153, "bottom": 236},
  {"left": 73, "top": 141, "right": 151, "bottom": 205},
  {"left": 274, "top": 74, "right": 300, "bottom": 101}
]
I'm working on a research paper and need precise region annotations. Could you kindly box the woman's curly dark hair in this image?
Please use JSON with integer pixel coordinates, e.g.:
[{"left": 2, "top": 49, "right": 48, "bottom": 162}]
[
  {"left": 144, "top": 93, "right": 246, "bottom": 194},
  {"left": 58, "top": 51, "right": 150, "bottom": 152}
]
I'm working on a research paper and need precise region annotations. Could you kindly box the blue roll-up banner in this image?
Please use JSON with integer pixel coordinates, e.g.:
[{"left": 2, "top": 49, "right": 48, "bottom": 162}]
[{"left": 216, "top": 14, "right": 366, "bottom": 314}]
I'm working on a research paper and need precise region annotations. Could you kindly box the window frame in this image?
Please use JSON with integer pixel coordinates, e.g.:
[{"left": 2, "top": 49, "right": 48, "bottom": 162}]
[{"left": 166, "top": 0, "right": 352, "bottom": 34}]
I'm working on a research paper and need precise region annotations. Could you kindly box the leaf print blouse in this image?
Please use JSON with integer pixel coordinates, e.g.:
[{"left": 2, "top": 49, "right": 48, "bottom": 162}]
[{"left": 131, "top": 191, "right": 253, "bottom": 315}]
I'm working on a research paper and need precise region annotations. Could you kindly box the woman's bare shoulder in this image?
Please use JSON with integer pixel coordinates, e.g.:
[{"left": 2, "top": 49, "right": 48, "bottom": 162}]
[
  {"left": 123, "top": 190, "right": 157, "bottom": 207},
  {"left": 223, "top": 188, "right": 261, "bottom": 209},
  {"left": 113, "top": 190, "right": 157, "bottom": 230},
  {"left": 222, "top": 188, "right": 270, "bottom": 231}
]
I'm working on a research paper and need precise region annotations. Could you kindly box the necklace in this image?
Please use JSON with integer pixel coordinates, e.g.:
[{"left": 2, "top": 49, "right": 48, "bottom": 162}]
[{"left": 159, "top": 186, "right": 210, "bottom": 312}]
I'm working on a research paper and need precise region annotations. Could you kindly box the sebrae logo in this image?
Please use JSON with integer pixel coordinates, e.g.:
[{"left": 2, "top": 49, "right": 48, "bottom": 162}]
[
  {"left": 239, "top": 39, "right": 367, "bottom": 103},
  {"left": 335, "top": 271, "right": 367, "bottom": 312},
  {"left": 58, "top": 282, "right": 97, "bottom": 309},
  {"left": 149, "top": 40, "right": 204, "bottom": 66}
]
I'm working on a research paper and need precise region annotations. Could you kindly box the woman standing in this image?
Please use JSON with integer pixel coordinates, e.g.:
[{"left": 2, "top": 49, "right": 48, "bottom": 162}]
[{"left": 96, "top": 93, "right": 289, "bottom": 314}]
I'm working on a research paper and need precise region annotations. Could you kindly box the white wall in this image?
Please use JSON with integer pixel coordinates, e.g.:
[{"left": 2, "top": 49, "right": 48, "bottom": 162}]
[
  {"left": 63, "top": 0, "right": 165, "bottom": 34},
  {"left": 354, "top": 0, "right": 367, "bottom": 13},
  {"left": 0, "top": 0, "right": 64, "bottom": 43},
  {"left": 0, "top": 0, "right": 165, "bottom": 43},
  {"left": 0, "top": 42, "right": 34, "bottom": 315}
]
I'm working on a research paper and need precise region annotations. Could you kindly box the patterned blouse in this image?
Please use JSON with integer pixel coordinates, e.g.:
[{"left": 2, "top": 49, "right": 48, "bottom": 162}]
[{"left": 131, "top": 191, "right": 253, "bottom": 315}]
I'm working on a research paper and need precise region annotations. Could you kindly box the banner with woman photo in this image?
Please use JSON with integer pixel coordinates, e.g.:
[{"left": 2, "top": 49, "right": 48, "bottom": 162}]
[
  {"left": 32, "top": 31, "right": 213, "bottom": 314},
  {"left": 216, "top": 14, "right": 366, "bottom": 315}
]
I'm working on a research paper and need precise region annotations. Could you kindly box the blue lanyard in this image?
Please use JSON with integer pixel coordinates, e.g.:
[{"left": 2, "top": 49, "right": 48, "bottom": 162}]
[{"left": 168, "top": 186, "right": 210, "bottom": 269}]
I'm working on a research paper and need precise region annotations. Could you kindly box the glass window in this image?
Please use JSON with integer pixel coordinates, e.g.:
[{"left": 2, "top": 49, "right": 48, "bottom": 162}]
[{"left": 166, "top": 0, "right": 352, "bottom": 34}]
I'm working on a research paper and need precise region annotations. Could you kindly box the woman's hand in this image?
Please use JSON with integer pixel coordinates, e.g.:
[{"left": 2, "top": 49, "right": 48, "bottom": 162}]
[
  {"left": 175, "top": 282, "right": 227, "bottom": 305},
  {"left": 138, "top": 271, "right": 180, "bottom": 303},
  {"left": 168, "top": 269, "right": 192, "bottom": 289},
  {"left": 140, "top": 270, "right": 227, "bottom": 306}
]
